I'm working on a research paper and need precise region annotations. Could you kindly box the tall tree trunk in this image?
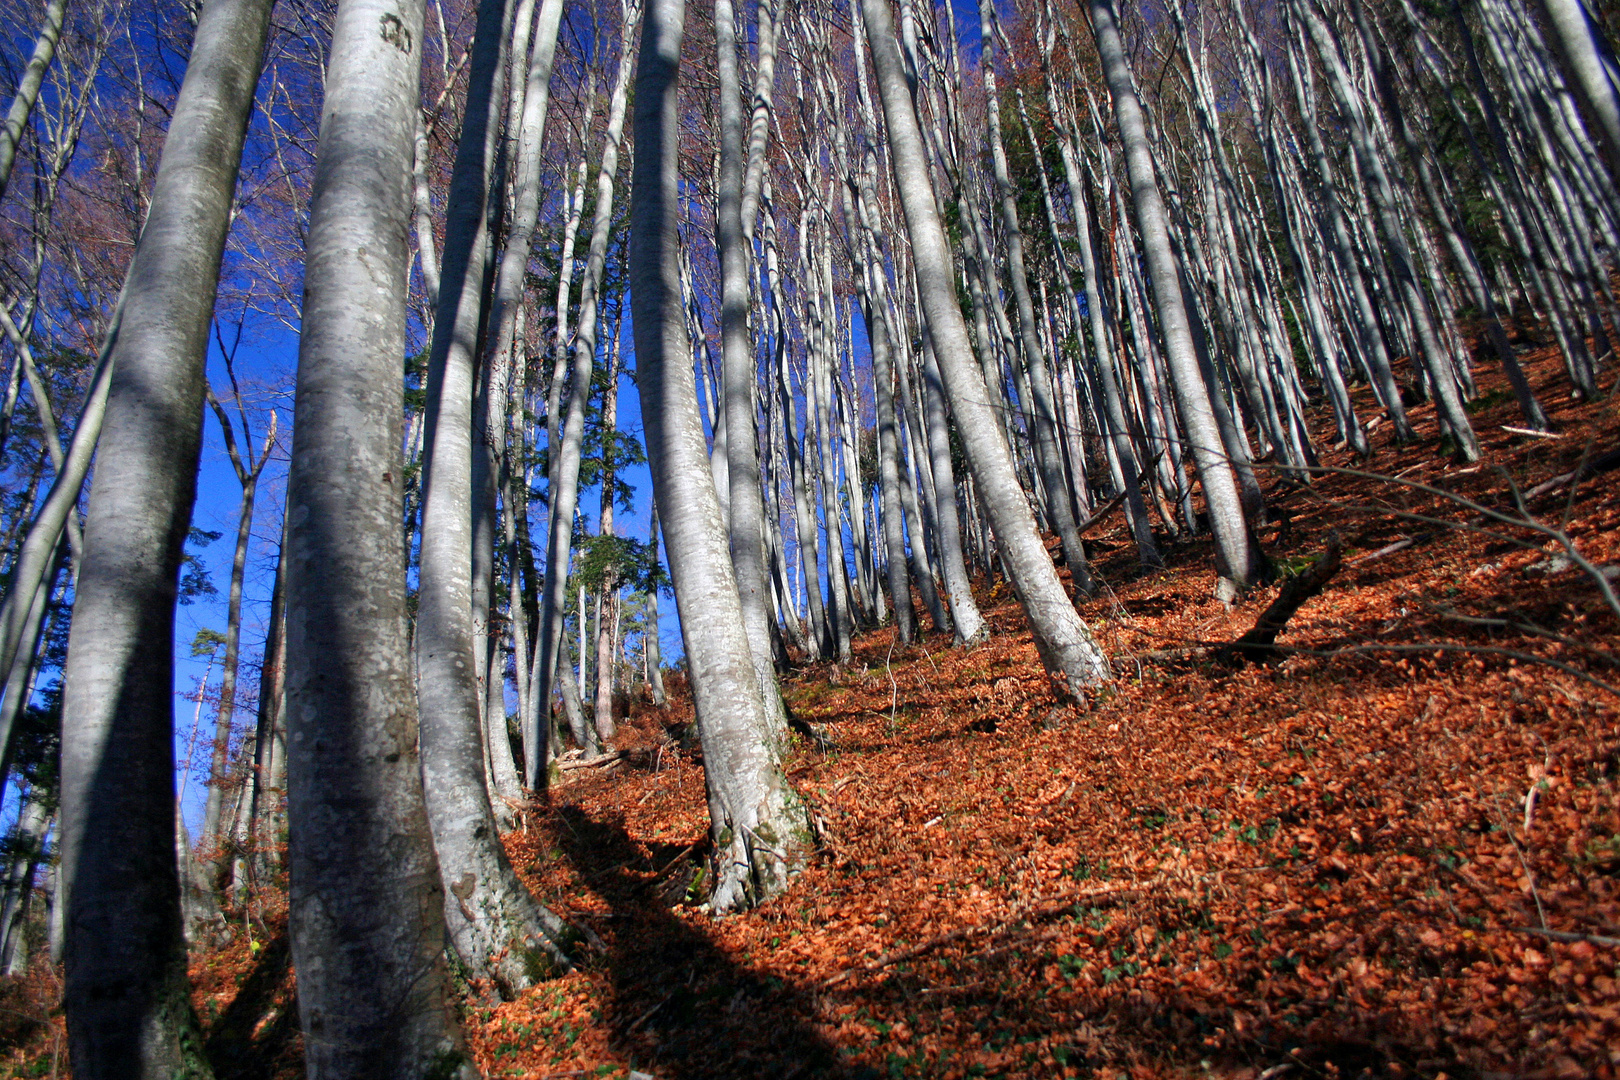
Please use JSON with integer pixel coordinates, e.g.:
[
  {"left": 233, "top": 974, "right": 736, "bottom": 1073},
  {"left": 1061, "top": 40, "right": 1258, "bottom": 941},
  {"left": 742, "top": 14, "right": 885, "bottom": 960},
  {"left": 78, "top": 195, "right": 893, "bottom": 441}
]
[
  {"left": 533, "top": 87, "right": 623, "bottom": 780},
  {"left": 860, "top": 0, "right": 1108, "bottom": 694},
  {"left": 1295, "top": 0, "right": 1481, "bottom": 460},
  {"left": 1537, "top": 0, "right": 1620, "bottom": 193},
  {"left": 0, "top": 790, "right": 49, "bottom": 975},
  {"left": 594, "top": 328, "right": 623, "bottom": 742},
  {"left": 917, "top": 327, "right": 986, "bottom": 644},
  {"left": 0, "top": 0, "right": 65, "bottom": 203},
  {"left": 416, "top": 0, "right": 571, "bottom": 992},
  {"left": 1089, "top": 0, "right": 1265, "bottom": 591},
  {"left": 198, "top": 391, "right": 274, "bottom": 875},
  {"left": 646, "top": 507, "right": 667, "bottom": 705},
  {"left": 631, "top": 0, "right": 811, "bottom": 912},
  {"left": 56, "top": 0, "right": 271, "bottom": 1069},
  {"left": 555, "top": 0, "right": 638, "bottom": 753},
  {"left": 843, "top": 148, "right": 917, "bottom": 642},
  {"left": 717, "top": 0, "right": 791, "bottom": 731},
  {"left": 1039, "top": 73, "right": 1161, "bottom": 565},
  {"left": 283, "top": 0, "right": 472, "bottom": 1067},
  {"left": 247, "top": 514, "right": 288, "bottom": 885},
  {"left": 475, "top": 0, "right": 566, "bottom": 816},
  {"left": 977, "top": 0, "right": 1092, "bottom": 592},
  {"left": 1284, "top": 30, "right": 1415, "bottom": 441}
]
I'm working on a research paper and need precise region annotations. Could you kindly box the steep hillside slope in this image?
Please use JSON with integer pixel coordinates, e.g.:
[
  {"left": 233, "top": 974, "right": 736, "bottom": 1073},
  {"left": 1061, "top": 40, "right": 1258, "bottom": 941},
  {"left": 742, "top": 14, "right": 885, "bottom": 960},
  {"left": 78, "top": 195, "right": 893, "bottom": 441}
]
[{"left": 2, "top": 347, "right": 1617, "bottom": 1080}]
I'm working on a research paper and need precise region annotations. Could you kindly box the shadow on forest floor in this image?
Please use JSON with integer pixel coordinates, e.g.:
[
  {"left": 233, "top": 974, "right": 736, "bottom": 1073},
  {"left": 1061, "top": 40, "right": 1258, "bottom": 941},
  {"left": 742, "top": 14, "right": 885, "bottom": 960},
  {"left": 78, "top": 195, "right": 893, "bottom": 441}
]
[
  {"left": 197, "top": 924, "right": 302, "bottom": 1079},
  {"left": 542, "top": 803, "right": 863, "bottom": 1080}
]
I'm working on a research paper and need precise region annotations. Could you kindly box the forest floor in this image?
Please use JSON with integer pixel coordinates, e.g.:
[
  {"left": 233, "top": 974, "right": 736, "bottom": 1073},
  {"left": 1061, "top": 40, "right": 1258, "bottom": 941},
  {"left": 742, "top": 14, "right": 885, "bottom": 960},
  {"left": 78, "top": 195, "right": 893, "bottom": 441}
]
[{"left": 4, "top": 342, "right": 1620, "bottom": 1079}]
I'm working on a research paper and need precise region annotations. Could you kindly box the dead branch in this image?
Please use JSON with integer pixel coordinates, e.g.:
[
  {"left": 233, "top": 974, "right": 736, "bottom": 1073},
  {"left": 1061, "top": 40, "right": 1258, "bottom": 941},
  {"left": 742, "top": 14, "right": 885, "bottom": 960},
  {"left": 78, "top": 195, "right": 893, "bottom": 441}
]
[
  {"left": 1345, "top": 533, "right": 1433, "bottom": 566},
  {"left": 1514, "top": 926, "right": 1620, "bottom": 948},
  {"left": 1522, "top": 447, "right": 1620, "bottom": 501},
  {"left": 558, "top": 750, "right": 624, "bottom": 771},
  {"left": 1217, "top": 534, "right": 1343, "bottom": 667}
]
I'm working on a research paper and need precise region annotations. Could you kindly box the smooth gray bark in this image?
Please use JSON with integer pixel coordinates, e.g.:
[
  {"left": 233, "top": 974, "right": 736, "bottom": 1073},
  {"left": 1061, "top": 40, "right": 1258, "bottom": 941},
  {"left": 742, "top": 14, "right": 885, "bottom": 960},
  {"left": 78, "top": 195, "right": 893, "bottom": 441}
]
[
  {"left": 534, "top": 125, "right": 616, "bottom": 779},
  {"left": 417, "top": 0, "right": 570, "bottom": 991},
  {"left": 718, "top": 0, "right": 792, "bottom": 729},
  {"left": 476, "top": 0, "right": 565, "bottom": 810},
  {"left": 1537, "top": 0, "right": 1620, "bottom": 193},
  {"left": 1296, "top": 0, "right": 1481, "bottom": 460},
  {"left": 0, "top": 0, "right": 65, "bottom": 204},
  {"left": 283, "top": 0, "right": 472, "bottom": 1068},
  {"left": 861, "top": 0, "right": 1108, "bottom": 693},
  {"left": 1089, "top": 0, "right": 1263, "bottom": 589},
  {"left": 1283, "top": 30, "right": 1414, "bottom": 441},
  {"left": 848, "top": 171, "right": 915, "bottom": 643},
  {"left": 977, "top": 0, "right": 1091, "bottom": 592},
  {"left": 246, "top": 517, "right": 287, "bottom": 885},
  {"left": 1047, "top": 88, "right": 1162, "bottom": 565},
  {"left": 0, "top": 791, "right": 49, "bottom": 975},
  {"left": 631, "top": 0, "right": 811, "bottom": 912},
  {"left": 56, "top": 0, "right": 271, "bottom": 1069},
  {"left": 917, "top": 328, "right": 986, "bottom": 644}
]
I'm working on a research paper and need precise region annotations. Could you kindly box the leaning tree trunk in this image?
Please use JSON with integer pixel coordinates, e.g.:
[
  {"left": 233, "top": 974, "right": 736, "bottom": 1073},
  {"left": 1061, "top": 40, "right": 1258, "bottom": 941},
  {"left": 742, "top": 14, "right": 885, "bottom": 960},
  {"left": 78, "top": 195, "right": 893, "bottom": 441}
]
[
  {"left": 1295, "top": 0, "right": 1481, "bottom": 461},
  {"left": 1536, "top": 0, "right": 1620, "bottom": 195},
  {"left": 0, "top": 0, "right": 64, "bottom": 203},
  {"left": 56, "top": 0, "right": 271, "bottom": 1071},
  {"left": 282, "top": 0, "right": 474, "bottom": 1069},
  {"left": 1089, "top": 0, "right": 1265, "bottom": 592},
  {"left": 859, "top": 0, "right": 1108, "bottom": 695},
  {"left": 977, "top": 0, "right": 1092, "bottom": 592},
  {"left": 631, "top": 0, "right": 811, "bottom": 913}
]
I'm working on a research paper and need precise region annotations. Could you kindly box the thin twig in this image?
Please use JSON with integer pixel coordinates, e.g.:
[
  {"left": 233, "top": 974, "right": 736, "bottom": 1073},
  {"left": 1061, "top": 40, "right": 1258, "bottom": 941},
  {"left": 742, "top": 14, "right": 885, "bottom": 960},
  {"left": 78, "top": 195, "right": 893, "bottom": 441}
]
[{"left": 1514, "top": 926, "right": 1620, "bottom": 948}]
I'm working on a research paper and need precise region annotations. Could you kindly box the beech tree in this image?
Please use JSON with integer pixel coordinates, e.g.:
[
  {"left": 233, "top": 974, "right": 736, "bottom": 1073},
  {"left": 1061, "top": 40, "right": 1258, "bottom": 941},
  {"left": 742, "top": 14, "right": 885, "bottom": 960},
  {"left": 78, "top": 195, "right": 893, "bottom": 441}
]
[
  {"left": 282, "top": 0, "right": 473, "bottom": 1069},
  {"left": 860, "top": 0, "right": 1109, "bottom": 695},
  {"left": 631, "top": 0, "right": 811, "bottom": 911},
  {"left": 4, "top": 0, "right": 1617, "bottom": 1059},
  {"left": 54, "top": 0, "right": 272, "bottom": 1069}
]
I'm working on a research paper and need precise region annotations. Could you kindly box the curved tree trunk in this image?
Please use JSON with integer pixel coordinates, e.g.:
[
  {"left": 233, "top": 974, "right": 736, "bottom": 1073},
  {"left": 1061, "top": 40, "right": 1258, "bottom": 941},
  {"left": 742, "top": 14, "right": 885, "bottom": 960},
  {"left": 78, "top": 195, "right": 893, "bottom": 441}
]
[
  {"left": 534, "top": 0, "right": 638, "bottom": 776},
  {"left": 416, "top": 0, "right": 573, "bottom": 992},
  {"left": 718, "top": 0, "right": 792, "bottom": 730},
  {"left": 56, "top": 0, "right": 272, "bottom": 1070},
  {"left": 0, "top": 0, "right": 65, "bottom": 203},
  {"left": 631, "top": 0, "right": 811, "bottom": 912},
  {"left": 917, "top": 328, "right": 986, "bottom": 644}
]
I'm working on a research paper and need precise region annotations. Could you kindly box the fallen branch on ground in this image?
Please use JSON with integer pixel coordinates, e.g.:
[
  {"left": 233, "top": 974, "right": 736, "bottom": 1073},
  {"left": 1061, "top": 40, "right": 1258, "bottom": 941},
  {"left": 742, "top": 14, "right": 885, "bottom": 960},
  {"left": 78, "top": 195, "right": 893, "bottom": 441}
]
[
  {"left": 558, "top": 750, "right": 624, "bottom": 771},
  {"left": 1217, "top": 534, "right": 1342, "bottom": 667},
  {"left": 1522, "top": 447, "right": 1620, "bottom": 501},
  {"left": 1514, "top": 926, "right": 1620, "bottom": 948}
]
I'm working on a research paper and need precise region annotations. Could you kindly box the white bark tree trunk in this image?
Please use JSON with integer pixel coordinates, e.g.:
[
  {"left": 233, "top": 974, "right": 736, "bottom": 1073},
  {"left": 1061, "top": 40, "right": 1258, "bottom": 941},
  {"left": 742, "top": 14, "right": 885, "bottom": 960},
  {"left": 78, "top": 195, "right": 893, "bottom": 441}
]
[
  {"left": 860, "top": 0, "right": 1108, "bottom": 693},
  {"left": 283, "top": 0, "right": 473, "bottom": 1068},
  {"left": 631, "top": 0, "right": 811, "bottom": 912},
  {"left": 1089, "top": 0, "right": 1266, "bottom": 590},
  {"left": 56, "top": 0, "right": 271, "bottom": 1070}
]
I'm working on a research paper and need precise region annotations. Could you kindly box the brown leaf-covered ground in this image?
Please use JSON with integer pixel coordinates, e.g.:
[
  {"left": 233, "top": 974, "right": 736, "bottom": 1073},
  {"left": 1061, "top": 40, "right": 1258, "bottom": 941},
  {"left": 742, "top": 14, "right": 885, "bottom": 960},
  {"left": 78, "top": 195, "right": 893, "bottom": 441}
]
[{"left": 3, "top": 345, "right": 1618, "bottom": 1078}]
